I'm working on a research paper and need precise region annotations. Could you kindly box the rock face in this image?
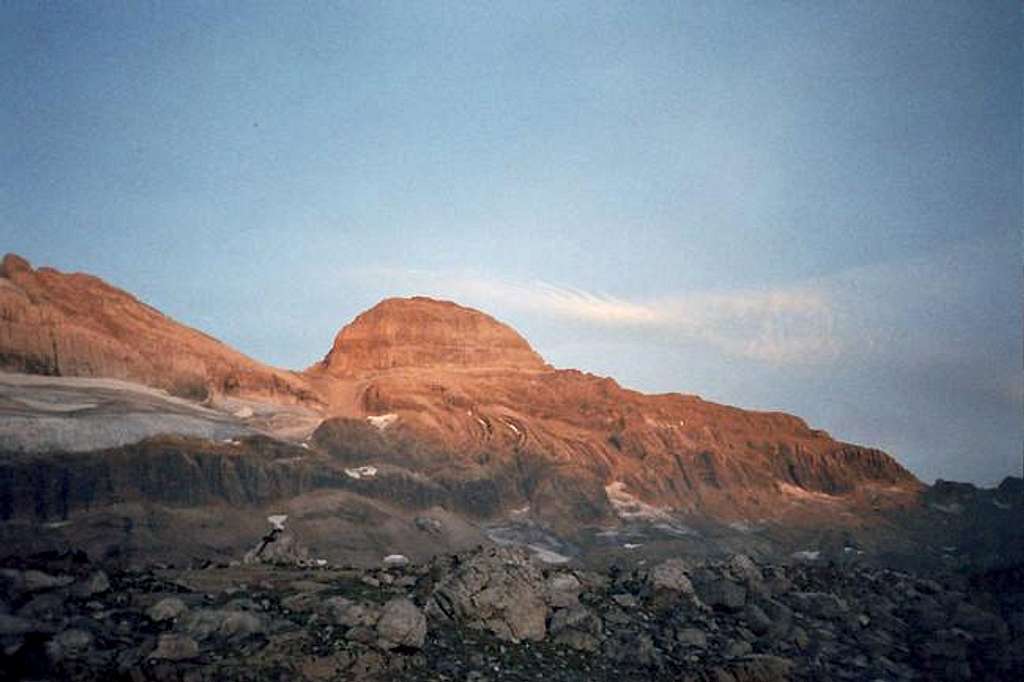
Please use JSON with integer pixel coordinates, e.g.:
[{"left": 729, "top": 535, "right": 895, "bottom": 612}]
[
  {"left": 0, "top": 254, "right": 317, "bottom": 405},
  {"left": 316, "top": 296, "right": 547, "bottom": 375}
]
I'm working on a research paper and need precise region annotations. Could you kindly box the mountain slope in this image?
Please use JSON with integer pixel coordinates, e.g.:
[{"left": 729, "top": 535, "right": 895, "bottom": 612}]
[
  {"left": 0, "top": 254, "right": 318, "bottom": 406},
  {"left": 0, "top": 253, "right": 937, "bottom": 566}
]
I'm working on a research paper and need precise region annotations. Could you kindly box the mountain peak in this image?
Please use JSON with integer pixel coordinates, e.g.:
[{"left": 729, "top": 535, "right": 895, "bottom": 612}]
[
  {"left": 1, "top": 253, "right": 33, "bottom": 278},
  {"left": 318, "top": 296, "right": 547, "bottom": 374}
]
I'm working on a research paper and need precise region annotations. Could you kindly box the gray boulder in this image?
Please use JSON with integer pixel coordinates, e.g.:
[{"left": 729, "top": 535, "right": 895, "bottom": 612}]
[
  {"left": 151, "top": 633, "right": 200, "bottom": 661},
  {"left": 375, "top": 598, "right": 427, "bottom": 650},
  {"left": 646, "top": 559, "right": 704, "bottom": 611},
  {"left": 323, "top": 596, "right": 380, "bottom": 628},
  {"left": 181, "top": 609, "right": 263, "bottom": 641},
  {"left": 147, "top": 597, "right": 187, "bottom": 622},
  {"left": 47, "top": 628, "right": 94, "bottom": 662},
  {"left": 549, "top": 605, "right": 602, "bottom": 652},
  {"left": 677, "top": 627, "right": 708, "bottom": 648},
  {"left": 545, "top": 573, "right": 582, "bottom": 608},
  {"left": 244, "top": 530, "right": 309, "bottom": 566},
  {"left": 72, "top": 571, "right": 110, "bottom": 598},
  {"left": 692, "top": 569, "right": 747, "bottom": 612},
  {"left": 428, "top": 546, "right": 549, "bottom": 642}
]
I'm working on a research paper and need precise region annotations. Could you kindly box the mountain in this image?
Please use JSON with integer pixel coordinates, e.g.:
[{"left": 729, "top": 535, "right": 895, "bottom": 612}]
[
  {"left": 304, "top": 297, "right": 918, "bottom": 535},
  {"left": 2, "top": 253, "right": 1018, "bottom": 572},
  {"left": 0, "top": 253, "right": 318, "bottom": 406}
]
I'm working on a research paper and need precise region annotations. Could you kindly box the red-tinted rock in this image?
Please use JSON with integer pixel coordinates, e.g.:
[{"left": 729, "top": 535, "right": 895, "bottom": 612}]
[
  {"left": 0, "top": 254, "right": 318, "bottom": 405},
  {"left": 316, "top": 297, "right": 547, "bottom": 375}
]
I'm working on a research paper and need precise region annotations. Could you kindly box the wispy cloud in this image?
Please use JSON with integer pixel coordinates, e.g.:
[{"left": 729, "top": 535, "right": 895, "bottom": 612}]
[{"left": 348, "top": 267, "right": 839, "bottom": 364}]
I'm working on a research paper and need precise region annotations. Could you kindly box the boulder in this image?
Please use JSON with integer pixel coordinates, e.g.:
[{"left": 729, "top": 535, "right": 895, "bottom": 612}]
[
  {"left": 544, "top": 573, "right": 582, "bottom": 609},
  {"left": 375, "top": 598, "right": 427, "bottom": 650},
  {"left": 323, "top": 597, "right": 380, "bottom": 628},
  {"left": 47, "top": 628, "right": 93, "bottom": 661},
  {"left": 692, "top": 570, "right": 747, "bottom": 612},
  {"left": 745, "top": 603, "right": 773, "bottom": 636},
  {"left": 549, "top": 605, "right": 602, "bottom": 652},
  {"left": 727, "top": 554, "right": 766, "bottom": 597},
  {"left": 147, "top": 597, "right": 187, "bottom": 622},
  {"left": 428, "top": 546, "right": 549, "bottom": 642},
  {"left": 72, "top": 571, "right": 110, "bottom": 598},
  {"left": 0, "top": 569, "right": 73, "bottom": 597},
  {"left": 151, "top": 633, "right": 200, "bottom": 661},
  {"left": 646, "top": 559, "right": 703, "bottom": 611},
  {"left": 180, "top": 609, "right": 263, "bottom": 641},
  {"left": 244, "top": 526, "right": 309, "bottom": 566},
  {"left": 677, "top": 627, "right": 708, "bottom": 648}
]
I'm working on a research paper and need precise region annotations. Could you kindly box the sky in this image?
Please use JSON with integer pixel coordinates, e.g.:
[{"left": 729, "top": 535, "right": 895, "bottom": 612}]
[{"left": 1, "top": 1, "right": 1020, "bottom": 486}]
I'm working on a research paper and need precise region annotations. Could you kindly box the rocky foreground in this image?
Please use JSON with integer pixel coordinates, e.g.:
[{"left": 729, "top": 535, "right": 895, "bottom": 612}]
[{"left": 1, "top": 546, "right": 1021, "bottom": 681}]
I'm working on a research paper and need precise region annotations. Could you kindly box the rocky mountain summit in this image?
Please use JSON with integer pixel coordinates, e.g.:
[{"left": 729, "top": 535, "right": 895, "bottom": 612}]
[
  {"left": 315, "top": 297, "right": 548, "bottom": 375},
  {"left": 0, "top": 545, "right": 1020, "bottom": 681}
]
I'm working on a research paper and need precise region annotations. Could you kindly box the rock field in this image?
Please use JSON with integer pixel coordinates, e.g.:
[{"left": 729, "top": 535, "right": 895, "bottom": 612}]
[{"left": 1, "top": 545, "right": 1020, "bottom": 681}]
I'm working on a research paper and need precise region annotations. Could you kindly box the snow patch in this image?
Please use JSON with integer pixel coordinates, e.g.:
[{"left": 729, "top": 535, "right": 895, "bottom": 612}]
[
  {"left": 623, "top": 543, "right": 643, "bottom": 550},
  {"left": 605, "top": 481, "right": 671, "bottom": 522},
  {"left": 992, "top": 499, "right": 1011, "bottom": 510},
  {"left": 653, "top": 522, "right": 697, "bottom": 537},
  {"left": 528, "top": 544, "right": 571, "bottom": 564},
  {"left": 345, "top": 465, "right": 378, "bottom": 480},
  {"left": 791, "top": 550, "right": 821, "bottom": 562},
  {"left": 366, "top": 413, "right": 398, "bottom": 430},
  {"left": 604, "top": 481, "right": 696, "bottom": 536},
  {"left": 779, "top": 483, "right": 837, "bottom": 502},
  {"left": 930, "top": 502, "right": 963, "bottom": 515},
  {"left": 9, "top": 397, "right": 98, "bottom": 413},
  {"left": 267, "top": 515, "right": 288, "bottom": 531},
  {"left": 486, "top": 522, "right": 577, "bottom": 564},
  {"left": 383, "top": 554, "right": 410, "bottom": 567},
  {"left": 503, "top": 420, "right": 520, "bottom": 435},
  {"left": 233, "top": 406, "right": 254, "bottom": 419}
]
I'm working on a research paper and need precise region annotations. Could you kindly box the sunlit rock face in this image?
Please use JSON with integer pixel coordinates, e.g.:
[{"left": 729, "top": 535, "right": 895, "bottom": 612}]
[
  {"left": 315, "top": 296, "right": 548, "bottom": 375},
  {"left": 0, "top": 253, "right": 318, "bottom": 406},
  {"left": 305, "top": 296, "right": 920, "bottom": 530},
  {"left": 0, "top": 254, "right": 937, "bottom": 568}
]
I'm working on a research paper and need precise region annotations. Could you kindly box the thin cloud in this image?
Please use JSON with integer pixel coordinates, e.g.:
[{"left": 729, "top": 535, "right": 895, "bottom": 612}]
[{"left": 348, "top": 267, "right": 839, "bottom": 364}]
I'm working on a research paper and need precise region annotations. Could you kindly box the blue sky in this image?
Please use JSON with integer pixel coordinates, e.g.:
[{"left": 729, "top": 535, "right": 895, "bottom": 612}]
[{"left": 2, "top": 1, "right": 1020, "bottom": 485}]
